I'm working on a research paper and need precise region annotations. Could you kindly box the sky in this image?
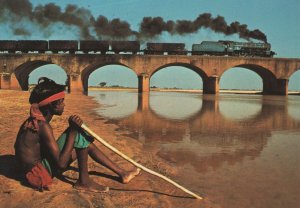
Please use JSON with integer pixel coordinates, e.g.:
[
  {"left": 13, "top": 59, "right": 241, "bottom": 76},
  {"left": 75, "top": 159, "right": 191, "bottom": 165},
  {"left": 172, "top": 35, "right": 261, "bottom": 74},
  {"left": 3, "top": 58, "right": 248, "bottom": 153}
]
[{"left": 1, "top": 0, "right": 300, "bottom": 90}]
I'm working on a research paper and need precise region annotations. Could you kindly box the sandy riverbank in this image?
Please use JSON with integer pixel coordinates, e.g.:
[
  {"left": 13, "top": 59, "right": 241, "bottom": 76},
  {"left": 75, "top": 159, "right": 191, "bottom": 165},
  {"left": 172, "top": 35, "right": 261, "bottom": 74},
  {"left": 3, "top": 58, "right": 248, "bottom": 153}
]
[{"left": 0, "top": 90, "right": 217, "bottom": 208}]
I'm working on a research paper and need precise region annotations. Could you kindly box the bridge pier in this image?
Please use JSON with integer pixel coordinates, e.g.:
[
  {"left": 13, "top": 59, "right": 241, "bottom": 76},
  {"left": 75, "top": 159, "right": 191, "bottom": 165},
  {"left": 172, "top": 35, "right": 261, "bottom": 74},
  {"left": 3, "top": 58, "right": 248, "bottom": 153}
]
[
  {"left": 203, "top": 75, "right": 219, "bottom": 94},
  {"left": 138, "top": 73, "right": 150, "bottom": 93},
  {"left": 10, "top": 74, "right": 22, "bottom": 90},
  {"left": 0, "top": 73, "right": 10, "bottom": 89},
  {"left": 137, "top": 92, "right": 150, "bottom": 111},
  {"left": 263, "top": 78, "right": 289, "bottom": 95},
  {"left": 0, "top": 73, "right": 25, "bottom": 90},
  {"left": 276, "top": 78, "right": 289, "bottom": 95},
  {"left": 68, "top": 74, "right": 83, "bottom": 94},
  {"left": 0, "top": 73, "right": 21, "bottom": 90}
]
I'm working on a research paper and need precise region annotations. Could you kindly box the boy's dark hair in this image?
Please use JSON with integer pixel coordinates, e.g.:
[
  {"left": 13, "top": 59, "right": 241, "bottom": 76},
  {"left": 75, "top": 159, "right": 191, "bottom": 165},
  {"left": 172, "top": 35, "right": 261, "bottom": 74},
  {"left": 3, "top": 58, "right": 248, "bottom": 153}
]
[{"left": 29, "top": 77, "right": 66, "bottom": 104}]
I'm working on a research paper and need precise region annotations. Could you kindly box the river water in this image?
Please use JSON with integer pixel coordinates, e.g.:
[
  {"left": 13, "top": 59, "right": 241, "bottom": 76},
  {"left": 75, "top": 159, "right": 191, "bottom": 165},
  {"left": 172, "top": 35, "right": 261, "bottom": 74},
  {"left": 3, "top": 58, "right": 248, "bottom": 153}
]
[{"left": 88, "top": 90, "right": 300, "bottom": 208}]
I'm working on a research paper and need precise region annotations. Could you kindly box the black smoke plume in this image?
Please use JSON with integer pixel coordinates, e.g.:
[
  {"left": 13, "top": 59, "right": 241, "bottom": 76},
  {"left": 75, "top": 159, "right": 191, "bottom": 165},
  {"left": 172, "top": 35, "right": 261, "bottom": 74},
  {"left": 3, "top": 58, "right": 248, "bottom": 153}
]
[
  {"left": 140, "top": 14, "right": 267, "bottom": 42},
  {"left": 0, "top": 0, "right": 267, "bottom": 42}
]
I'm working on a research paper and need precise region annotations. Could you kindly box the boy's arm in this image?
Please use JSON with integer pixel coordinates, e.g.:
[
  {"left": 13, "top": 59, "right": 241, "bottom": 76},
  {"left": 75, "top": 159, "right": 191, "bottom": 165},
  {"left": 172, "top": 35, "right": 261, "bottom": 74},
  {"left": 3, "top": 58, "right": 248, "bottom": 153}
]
[{"left": 39, "top": 122, "right": 77, "bottom": 169}]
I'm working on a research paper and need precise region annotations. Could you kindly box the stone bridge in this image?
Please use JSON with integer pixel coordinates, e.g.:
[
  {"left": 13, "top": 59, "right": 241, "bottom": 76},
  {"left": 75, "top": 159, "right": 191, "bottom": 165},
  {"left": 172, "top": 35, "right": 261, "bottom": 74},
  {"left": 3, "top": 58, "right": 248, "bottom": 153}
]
[{"left": 0, "top": 54, "right": 300, "bottom": 95}]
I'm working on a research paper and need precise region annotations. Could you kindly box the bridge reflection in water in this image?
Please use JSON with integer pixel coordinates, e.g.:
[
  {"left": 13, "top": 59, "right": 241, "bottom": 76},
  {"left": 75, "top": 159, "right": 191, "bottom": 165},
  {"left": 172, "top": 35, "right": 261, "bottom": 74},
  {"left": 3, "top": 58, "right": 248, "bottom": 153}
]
[
  {"left": 89, "top": 91, "right": 300, "bottom": 170},
  {"left": 89, "top": 91, "right": 300, "bottom": 207}
]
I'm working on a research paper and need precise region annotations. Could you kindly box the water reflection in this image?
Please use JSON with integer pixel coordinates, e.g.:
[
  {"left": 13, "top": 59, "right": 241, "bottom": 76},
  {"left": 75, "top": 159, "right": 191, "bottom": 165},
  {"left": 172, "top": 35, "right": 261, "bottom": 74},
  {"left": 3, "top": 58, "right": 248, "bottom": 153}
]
[
  {"left": 89, "top": 91, "right": 300, "bottom": 208},
  {"left": 218, "top": 95, "right": 262, "bottom": 120},
  {"left": 288, "top": 96, "right": 300, "bottom": 121},
  {"left": 89, "top": 91, "right": 138, "bottom": 119},
  {"left": 149, "top": 91, "right": 202, "bottom": 120},
  {"left": 90, "top": 91, "right": 300, "bottom": 165}
]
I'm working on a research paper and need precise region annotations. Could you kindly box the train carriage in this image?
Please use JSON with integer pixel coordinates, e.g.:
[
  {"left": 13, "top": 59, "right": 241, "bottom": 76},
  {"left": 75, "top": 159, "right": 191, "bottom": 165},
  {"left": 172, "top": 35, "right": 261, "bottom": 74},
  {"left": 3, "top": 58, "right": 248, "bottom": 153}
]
[
  {"left": 48, "top": 40, "right": 78, "bottom": 53},
  {"left": 0, "top": 40, "right": 17, "bottom": 53},
  {"left": 111, "top": 41, "right": 140, "bottom": 54},
  {"left": 16, "top": 40, "right": 48, "bottom": 53},
  {"left": 80, "top": 40, "right": 109, "bottom": 54},
  {"left": 144, "top": 43, "right": 187, "bottom": 55}
]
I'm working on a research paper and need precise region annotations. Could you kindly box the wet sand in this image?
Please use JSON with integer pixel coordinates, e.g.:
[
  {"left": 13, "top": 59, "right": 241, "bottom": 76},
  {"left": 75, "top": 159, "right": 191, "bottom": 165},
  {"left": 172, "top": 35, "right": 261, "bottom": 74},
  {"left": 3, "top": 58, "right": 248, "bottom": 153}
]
[{"left": 0, "top": 90, "right": 217, "bottom": 208}]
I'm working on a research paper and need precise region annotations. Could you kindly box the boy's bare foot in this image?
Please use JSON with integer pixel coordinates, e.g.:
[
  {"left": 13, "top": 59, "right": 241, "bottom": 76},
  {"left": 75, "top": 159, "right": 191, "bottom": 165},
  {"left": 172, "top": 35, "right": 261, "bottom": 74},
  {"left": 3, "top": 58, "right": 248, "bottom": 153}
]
[
  {"left": 121, "top": 168, "right": 141, "bottom": 184},
  {"left": 73, "top": 179, "right": 109, "bottom": 193}
]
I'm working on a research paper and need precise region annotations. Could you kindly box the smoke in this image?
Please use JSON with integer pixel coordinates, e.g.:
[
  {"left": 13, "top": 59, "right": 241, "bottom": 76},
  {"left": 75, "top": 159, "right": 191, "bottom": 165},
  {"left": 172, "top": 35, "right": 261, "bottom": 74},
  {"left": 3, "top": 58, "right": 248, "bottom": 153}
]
[
  {"left": 139, "top": 14, "right": 267, "bottom": 42},
  {"left": 13, "top": 28, "right": 31, "bottom": 36},
  {"left": 0, "top": 0, "right": 267, "bottom": 42},
  {"left": 94, "top": 16, "right": 134, "bottom": 38}
]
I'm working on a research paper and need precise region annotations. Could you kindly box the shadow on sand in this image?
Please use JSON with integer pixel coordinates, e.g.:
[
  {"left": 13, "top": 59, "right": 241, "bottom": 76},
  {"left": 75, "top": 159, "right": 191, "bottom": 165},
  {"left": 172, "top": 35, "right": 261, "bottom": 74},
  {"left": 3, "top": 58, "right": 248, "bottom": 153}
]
[
  {"left": 56, "top": 166, "right": 121, "bottom": 186},
  {"left": 0, "top": 155, "right": 123, "bottom": 188},
  {"left": 0, "top": 155, "right": 195, "bottom": 199},
  {"left": 60, "top": 167, "right": 193, "bottom": 199},
  {"left": 0, "top": 154, "right": 31, "bottom": 188}
]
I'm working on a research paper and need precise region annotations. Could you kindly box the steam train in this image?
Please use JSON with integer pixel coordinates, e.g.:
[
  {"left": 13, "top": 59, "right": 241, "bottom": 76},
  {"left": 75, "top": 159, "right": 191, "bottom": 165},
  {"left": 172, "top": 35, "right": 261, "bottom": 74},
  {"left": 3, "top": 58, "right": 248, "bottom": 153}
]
[
  {"left": 0, "top": 40, "right": 275, "bottom": 57},
  {"left": 192, "top": 41, "right": 275, "bottom": 57}
]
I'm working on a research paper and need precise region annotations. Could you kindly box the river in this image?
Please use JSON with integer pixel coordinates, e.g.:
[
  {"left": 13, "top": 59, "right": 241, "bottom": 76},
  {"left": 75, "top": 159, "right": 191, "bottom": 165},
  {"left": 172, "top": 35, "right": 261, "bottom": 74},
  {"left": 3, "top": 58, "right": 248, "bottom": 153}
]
[{"left": 88, "top": 90, "right": 300, "bottom": 208}]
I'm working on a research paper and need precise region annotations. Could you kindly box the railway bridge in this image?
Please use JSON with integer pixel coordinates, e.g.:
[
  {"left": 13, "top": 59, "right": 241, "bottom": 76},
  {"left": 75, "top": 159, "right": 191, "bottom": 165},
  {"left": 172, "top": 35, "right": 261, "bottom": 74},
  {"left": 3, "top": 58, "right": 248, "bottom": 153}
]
[{"left": 0, "top": 54, "right": 300, "bottom": 95}]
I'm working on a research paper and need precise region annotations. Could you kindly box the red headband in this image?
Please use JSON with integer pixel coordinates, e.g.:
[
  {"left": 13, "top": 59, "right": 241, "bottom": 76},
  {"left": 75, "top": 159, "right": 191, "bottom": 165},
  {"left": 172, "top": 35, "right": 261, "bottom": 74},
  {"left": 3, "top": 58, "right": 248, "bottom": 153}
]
[
  {"left": 23, "top": 91, "right": 66, "bottom": 132},
  {"left": 38, "top": 91, "right": 65, "bottom": 106}
]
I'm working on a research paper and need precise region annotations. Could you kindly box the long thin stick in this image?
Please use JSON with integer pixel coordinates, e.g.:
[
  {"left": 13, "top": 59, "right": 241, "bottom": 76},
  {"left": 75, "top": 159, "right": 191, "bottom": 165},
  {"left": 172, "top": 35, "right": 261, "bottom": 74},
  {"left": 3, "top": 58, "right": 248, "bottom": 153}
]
[{"left": 81, "top": 123, "right": 203, "bottom": 199}]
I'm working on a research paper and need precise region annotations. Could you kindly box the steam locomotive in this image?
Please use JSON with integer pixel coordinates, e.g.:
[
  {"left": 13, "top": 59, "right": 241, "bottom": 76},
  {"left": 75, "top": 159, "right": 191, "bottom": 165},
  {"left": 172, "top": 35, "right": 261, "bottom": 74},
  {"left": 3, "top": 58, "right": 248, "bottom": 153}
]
[
  {"left": 192, "top": 41, "right": 275, "bottom": 57},
  {"left": 0, "top": 40, "right": 275, "bottom": 57}
]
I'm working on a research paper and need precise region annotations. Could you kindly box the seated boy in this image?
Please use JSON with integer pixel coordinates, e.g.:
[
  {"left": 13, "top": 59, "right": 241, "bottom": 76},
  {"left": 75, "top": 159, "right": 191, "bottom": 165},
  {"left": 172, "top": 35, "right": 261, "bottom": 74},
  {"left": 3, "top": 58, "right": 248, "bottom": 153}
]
[{"left": 14, "top": 77, "right": 139, "bottom": 192}]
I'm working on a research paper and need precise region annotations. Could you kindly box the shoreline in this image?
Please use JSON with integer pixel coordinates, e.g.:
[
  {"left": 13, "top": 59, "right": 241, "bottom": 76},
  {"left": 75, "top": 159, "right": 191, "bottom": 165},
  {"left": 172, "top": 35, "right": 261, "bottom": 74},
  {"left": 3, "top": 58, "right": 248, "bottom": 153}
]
[{"left": 89, "top": 87, "right": 300, "bottom": 95}]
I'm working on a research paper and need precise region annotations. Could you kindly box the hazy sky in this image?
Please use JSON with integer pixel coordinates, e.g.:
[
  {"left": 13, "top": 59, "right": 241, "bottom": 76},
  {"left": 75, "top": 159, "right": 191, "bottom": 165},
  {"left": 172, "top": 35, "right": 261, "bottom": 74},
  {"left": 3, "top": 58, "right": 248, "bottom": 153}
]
[{"left": 1, "top": 0, "right": 300, "bottom": 90}]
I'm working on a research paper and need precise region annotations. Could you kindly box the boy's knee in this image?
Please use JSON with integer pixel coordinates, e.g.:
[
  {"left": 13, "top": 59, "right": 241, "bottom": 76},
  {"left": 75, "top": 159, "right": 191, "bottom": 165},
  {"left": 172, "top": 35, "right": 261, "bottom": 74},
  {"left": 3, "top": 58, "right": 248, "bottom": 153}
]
[{"left": 73, "top": 130, "right": 94, "bottom": 149}]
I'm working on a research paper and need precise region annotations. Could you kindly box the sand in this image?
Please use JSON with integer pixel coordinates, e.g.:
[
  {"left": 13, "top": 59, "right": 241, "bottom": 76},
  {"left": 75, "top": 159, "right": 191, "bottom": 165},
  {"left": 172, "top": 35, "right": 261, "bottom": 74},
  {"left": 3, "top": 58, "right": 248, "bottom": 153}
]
[{"left": 0, "top": 90, "right": 219, "bottom": 208}]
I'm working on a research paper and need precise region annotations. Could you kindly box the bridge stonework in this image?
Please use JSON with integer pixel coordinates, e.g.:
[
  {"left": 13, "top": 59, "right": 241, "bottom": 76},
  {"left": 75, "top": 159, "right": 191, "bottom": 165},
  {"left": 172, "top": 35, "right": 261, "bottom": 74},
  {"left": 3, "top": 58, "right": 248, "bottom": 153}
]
[{"left": 0, "top": 54, "right": 300, "bottom": 95}]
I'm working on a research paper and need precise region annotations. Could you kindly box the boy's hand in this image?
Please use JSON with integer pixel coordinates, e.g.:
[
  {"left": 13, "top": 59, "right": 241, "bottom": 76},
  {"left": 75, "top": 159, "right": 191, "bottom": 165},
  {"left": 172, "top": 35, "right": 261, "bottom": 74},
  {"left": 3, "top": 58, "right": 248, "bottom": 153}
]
[{"left": 68, "top": 115, "right": 83, "bottom": 128}]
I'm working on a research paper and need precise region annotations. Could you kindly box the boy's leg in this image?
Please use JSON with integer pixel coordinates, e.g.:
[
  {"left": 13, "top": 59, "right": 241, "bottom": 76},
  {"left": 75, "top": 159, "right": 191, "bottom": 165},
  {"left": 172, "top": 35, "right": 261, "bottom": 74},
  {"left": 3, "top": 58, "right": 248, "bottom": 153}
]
[
  {"left": 41, "top": 128, "right": 77, "bottom": 176},
  {"left": 88, "top": 143, "right": 140, "bottom": 184},
  {"left": 58, "top": 128, "right": 139, "bottom": 184},
  {"left": 74, "top": 147, "right": 109, "bottom": 192},
  {"left": 55, "top": 129, "right": 78, "bottom": 168}
]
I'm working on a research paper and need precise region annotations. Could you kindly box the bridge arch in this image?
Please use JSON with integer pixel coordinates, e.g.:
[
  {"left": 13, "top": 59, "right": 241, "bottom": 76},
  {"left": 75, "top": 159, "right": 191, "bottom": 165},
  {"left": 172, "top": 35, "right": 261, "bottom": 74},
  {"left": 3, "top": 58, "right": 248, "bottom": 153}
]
[
  {"left": 150, "top": 62, "right": 208, "bottom": 80},
  {"left": 81, "top": 62, "right": 138, "bottom": 93},
  {"left": 220, "top": 67, "right": 263, "bottom": 91},
  {"left": 149, "top": 63, "right": 207, "bottom": 93},
  {"left": 288, "top": 67, "right": 300, "bottom": 92},
  {"left": 13, "top": 60, "right": 68, "bottom": 90},
  {"left": 220, "top": 64, "right": 278, "bottom": 94}
]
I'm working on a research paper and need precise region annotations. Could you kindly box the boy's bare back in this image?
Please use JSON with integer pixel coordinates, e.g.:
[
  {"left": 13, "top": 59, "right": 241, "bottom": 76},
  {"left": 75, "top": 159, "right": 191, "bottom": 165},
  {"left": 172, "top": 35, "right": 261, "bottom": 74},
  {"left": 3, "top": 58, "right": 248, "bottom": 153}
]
[{"left": 15, "top": 123, "right": 43, "bottom": 171}]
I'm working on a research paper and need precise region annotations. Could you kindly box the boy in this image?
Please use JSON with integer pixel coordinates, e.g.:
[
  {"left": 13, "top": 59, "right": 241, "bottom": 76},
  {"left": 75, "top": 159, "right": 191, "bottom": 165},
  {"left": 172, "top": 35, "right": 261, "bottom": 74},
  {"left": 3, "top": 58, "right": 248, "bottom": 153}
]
[{"left": 14, "top": 77, "right": 140, "bottom": 192}]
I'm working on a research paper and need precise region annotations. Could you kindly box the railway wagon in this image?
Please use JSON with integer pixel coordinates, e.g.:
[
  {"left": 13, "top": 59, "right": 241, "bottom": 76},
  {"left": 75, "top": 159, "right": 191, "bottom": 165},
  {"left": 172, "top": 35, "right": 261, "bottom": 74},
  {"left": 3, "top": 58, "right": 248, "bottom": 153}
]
[
  {"left": 111, "top": 41, "right": 140, "bottom": 54},
  {"left": 48, "top": 40, "right": 78, "bottom": 53},
  {"left": 79, "top": 40, "right": 109, "bottom": 54},
  {"left": 144, "top": 43, "right": 187, "bottom": 55},
  {"left": 16, "top": 40, "right": 48, "bottom": 53},
  {"left": 0, "top": 40, "right": 17, "bottom": 53},
  {"left": 192, "top": 41, "right": 227, "bottom": 55}
]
